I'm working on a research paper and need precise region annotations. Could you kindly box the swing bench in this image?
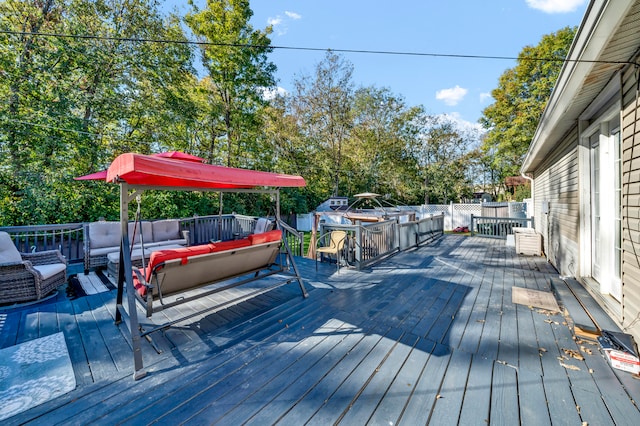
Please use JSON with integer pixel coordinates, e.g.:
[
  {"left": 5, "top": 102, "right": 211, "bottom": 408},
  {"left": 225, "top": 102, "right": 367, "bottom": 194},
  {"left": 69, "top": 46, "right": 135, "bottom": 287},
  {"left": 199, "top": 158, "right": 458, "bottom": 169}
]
[
  {"left": 105, "top": 152, "right": 308, "bottom": 379},
  {"left": 132, "top": 229, "right": 287, "bottom": 318}
]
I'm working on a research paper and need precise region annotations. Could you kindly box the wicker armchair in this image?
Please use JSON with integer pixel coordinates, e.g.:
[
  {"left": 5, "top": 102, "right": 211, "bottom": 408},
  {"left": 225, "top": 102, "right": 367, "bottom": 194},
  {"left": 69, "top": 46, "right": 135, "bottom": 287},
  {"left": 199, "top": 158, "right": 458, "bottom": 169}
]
[{"left": 0, "top": 231, "right": 67, "bottom": 304}]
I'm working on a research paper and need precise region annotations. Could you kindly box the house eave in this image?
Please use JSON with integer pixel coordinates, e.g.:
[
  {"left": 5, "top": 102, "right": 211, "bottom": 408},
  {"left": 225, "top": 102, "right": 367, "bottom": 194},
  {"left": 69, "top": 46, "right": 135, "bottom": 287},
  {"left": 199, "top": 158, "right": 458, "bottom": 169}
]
[{"left": 521, "top": 0, "right": 637, "bottom": 174}]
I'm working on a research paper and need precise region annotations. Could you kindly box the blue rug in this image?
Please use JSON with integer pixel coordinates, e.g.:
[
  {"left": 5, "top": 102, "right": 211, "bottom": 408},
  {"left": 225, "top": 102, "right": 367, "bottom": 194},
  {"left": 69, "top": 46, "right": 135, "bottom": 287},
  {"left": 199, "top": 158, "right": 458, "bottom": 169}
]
[{"left": 0, "top": 332, "right": 76, "bottom": 421}]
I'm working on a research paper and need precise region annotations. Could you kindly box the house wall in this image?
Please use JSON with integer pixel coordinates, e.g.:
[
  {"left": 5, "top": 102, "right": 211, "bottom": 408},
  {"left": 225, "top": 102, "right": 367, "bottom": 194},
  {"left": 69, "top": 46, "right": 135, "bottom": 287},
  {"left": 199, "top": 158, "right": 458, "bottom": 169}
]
[
  {"left": 533, "top": 128, "right": 580, "bottom": 277},
  {"left": 621, "top": 59, "right": 640, "bottom": 339}
]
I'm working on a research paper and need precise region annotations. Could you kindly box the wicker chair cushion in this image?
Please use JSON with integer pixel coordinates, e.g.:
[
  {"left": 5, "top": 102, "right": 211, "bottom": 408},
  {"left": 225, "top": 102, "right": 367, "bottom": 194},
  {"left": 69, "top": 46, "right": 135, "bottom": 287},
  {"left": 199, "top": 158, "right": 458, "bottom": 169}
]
[
  {"left": 33, "top": 263, "right": 67, "bottom": 280},
  {"left": 152, "top": 219, "right": 181, "bottom": 241},
  {"left": 0, "top": 232, "right": 22, "bottom": 264}
]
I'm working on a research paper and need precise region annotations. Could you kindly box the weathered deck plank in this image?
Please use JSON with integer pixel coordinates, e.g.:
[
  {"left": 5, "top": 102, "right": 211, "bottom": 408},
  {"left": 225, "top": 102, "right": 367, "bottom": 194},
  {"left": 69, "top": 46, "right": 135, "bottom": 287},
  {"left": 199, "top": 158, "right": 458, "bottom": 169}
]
[{"left": 4, "top": 235, "right": 640, "bottom": 425}]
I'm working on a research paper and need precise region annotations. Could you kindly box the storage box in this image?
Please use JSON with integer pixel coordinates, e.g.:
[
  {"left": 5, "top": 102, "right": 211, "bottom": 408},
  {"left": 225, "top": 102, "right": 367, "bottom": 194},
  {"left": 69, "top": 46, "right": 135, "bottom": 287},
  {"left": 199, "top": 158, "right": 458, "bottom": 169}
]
[
  {"left": 515, "top": 231, "right": 542, "bottom": 256},
  {"left": 598, "top": 332, "right": 640, "bottom": 375}
]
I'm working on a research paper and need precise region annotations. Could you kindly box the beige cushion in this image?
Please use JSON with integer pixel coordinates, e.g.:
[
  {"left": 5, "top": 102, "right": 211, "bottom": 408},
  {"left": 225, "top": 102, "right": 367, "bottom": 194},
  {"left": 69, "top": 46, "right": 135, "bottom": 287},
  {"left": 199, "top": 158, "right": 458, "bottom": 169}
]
[
  {"left": 107, "top": 244, "right": 184, "bottom": 263},
  {"left": 254, "top": 218, "right": 271, "bottom": 234},
  {"left": 0, "top": 231, "right": 22, "bottom": 264},
  {"left": 152, "top": 219, "right": 181, "bottom": 241},
  {"left": 32, "top": 263, "right": 66, "bottom": 280},
  {"left": 129, "top": 221, "right": 153, "bottom": 245},
  {"left": 89, "top": 222, "right": 121, "bottom": 249}
]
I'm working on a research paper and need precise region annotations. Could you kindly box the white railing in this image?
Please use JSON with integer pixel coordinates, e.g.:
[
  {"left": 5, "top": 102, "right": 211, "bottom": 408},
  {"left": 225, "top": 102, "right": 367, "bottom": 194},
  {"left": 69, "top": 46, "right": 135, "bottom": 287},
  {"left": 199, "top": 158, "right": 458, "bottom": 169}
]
[
  {"left": 420, "top": 202, "right": 528, "bottom": 231},
  {"left": 318, "top": 213, "right": 445, "bottom": 270}
]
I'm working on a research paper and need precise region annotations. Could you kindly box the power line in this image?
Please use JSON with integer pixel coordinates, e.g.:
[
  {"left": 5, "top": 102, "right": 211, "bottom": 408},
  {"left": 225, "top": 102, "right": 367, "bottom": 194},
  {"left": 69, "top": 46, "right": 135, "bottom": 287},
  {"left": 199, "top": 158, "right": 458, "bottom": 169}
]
[{"left": 1, "top": 29, "right": 638, "bottom": 67}]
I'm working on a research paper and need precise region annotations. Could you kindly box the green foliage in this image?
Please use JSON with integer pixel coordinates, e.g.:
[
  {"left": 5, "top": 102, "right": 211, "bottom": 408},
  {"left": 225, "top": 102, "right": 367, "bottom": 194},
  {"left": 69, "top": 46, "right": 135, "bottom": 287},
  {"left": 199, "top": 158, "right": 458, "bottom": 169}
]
[
  {"left": 480, "top": 26, "right": 576, "bottom": 181},
  {"left": 185, "top": 0, "right": 276, "bottom": 168},
  {"left": 1, "top": 1, "right": 547, "bottom": 227},
  {"left": 0, "top": 0, "right": 196, "bottom": 225},
  {"left": 414, "top": 116, "right": 479, "bottom": 204}
]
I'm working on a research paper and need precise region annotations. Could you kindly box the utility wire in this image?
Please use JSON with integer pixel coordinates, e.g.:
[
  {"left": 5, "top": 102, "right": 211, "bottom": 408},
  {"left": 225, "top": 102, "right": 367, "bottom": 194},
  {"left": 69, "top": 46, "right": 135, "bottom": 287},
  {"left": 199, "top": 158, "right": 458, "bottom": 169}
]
[{"left": 1, "top": 29, "right": 638, "bottom": 67}]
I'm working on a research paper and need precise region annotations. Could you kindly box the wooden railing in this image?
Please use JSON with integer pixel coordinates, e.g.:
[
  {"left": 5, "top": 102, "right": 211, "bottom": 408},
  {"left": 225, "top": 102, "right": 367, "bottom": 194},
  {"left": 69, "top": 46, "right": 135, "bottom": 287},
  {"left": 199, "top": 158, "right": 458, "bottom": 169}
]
[
  {"left": 179, "top": 214, "right": 254, "bottom": 244},
  {"left": 319, "top": 213, "right": 445, "bottom": 270},
  {"left": 470, "top": 215, "right": 534, "bottom": 239},
  {"left": 0, "top": 223, "right": 85, "bottom": 264},
  {"left": 0, "top": 214, "right": 293, "bottom": 266},
  {"left": 1, "top": 213, "right": 444, "bottom": 271},
  {"left": 278, "top": 220, "right": 305, "bottom": 257}
]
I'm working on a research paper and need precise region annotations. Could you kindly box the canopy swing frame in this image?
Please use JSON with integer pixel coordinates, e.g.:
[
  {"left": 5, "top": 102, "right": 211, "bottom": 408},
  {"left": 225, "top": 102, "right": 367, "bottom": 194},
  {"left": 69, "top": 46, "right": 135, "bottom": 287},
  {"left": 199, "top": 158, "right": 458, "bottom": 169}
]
[
  {"left": 106, "top": 153, "right": 308, "bottom": 380},
  {"left": 114, "top": 183, "right": 308, "bottom": 379}
]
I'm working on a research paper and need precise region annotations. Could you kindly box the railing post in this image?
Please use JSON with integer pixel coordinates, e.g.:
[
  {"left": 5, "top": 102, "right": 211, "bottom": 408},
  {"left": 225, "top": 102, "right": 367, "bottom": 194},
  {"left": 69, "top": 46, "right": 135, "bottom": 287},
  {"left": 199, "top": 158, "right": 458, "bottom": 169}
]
[
  {"left": 470, "top": 214, "right": 475, "bottom": 236},
  {"left": 355, "top": 220, "right": 362, "bottom": 270}
]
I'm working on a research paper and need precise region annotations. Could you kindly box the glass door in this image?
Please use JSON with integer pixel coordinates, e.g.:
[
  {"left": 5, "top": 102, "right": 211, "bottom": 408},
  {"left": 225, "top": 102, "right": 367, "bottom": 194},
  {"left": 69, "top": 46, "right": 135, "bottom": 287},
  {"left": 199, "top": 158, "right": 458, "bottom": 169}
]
[{"left": 591, "top": 133, "right": 601, "bottom": 282}]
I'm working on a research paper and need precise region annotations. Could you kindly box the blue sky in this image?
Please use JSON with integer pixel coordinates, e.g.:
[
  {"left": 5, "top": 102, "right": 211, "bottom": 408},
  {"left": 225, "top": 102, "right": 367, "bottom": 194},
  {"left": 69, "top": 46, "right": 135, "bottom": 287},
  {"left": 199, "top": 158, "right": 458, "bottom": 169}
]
[{"left": 166, "top": 1, "right": 589, "bottom": 126}]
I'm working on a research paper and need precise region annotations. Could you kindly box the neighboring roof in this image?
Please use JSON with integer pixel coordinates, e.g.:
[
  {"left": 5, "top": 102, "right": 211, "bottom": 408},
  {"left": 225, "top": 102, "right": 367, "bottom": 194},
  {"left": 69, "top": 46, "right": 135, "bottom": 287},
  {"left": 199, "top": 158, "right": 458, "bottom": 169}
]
[
  {"left": 105, "top": 152, "right": 305, "bottom": 190},
  {"left": 505, "top": 176, "right": 530, "bottom": 187},
  {"left": 521, "top": 0, "right": 640, "bottom": 174}
]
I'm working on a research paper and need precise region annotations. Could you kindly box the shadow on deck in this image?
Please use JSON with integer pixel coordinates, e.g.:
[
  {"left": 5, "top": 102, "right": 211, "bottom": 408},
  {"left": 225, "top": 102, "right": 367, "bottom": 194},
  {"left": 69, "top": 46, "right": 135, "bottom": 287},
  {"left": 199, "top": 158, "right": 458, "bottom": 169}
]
[{"left": 2, "top": 235, "right": 640, "bottom": 424}]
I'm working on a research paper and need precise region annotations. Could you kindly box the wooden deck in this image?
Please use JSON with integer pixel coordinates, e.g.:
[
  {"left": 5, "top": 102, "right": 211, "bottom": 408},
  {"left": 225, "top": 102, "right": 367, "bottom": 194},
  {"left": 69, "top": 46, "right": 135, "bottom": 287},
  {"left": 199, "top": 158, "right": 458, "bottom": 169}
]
[{"left": 2, "top": 235, "right": 640, "bottom": 425}]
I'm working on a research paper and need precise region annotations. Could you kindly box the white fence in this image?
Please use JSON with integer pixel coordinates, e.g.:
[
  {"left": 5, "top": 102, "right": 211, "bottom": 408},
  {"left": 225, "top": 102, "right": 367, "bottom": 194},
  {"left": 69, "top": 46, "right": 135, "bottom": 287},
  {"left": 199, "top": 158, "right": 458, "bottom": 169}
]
[
  {"left": 420, "top": 201, "right": 530, "bottom": 231},
  {"left": 300, "top": 200, "right": 531, "bottom": 232}
]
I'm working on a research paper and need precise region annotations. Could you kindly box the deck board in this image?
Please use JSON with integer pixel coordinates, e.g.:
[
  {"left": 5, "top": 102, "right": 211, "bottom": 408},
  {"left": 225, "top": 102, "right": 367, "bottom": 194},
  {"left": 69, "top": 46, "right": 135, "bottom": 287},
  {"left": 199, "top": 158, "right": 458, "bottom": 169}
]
[
  {"left": 427, "top": 347, "right": 472, "bottom": 426},
  {"left": 3, "top": 235, "right": 640, "bottom": 425},
  {"left": 457, "top": 354, "right": 493, "bottom": 425},
  {"left": 518, "top": 367, "right": 551, "bottom": 426}
]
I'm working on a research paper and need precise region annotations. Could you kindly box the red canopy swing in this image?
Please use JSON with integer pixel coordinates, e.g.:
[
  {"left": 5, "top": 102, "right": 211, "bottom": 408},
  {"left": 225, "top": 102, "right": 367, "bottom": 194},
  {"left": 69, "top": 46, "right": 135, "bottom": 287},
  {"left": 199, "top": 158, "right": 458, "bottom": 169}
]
[{"left": 101, "top": 152, "right": 307, "bottom": 379}]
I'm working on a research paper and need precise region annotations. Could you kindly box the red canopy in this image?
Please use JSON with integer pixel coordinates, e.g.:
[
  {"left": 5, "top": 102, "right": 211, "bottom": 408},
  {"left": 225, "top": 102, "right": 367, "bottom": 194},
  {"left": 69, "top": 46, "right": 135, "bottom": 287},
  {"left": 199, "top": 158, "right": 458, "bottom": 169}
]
[
  {"left": 151, "top": 151, "right": 205, "bottom": 163},
  {"left": 74, "top": 170, "right": 108, "bottom": 181},
  {"left": 106, "top": 152, "right": 305, "bottom": 189}
]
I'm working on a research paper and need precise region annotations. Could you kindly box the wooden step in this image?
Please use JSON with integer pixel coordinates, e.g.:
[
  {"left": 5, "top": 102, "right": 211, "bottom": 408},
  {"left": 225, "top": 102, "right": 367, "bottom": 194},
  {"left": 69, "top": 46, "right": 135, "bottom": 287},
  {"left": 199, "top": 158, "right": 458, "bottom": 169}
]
[{"left": 550, "top": 278, "right": 600, "bottom": 340}]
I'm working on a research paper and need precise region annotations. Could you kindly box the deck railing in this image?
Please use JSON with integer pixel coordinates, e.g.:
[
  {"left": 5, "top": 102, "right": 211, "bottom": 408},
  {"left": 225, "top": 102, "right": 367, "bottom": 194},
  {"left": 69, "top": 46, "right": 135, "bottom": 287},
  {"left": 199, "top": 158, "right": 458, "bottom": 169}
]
[
  {"left": 179, "top": 214, "right": 255, "bottom": 244},
  {"left": 319, "top": 213, "right": 445, "bottom": 269},
  {"left": 278, "top": 221, "right": 305, "bottom": 257},
  {"left": 1, "top": 213, "right": 442, "bottom": 270},
  {"left": 0, "top": 214, "right": 301, "bottom": 266},
  {"left": 0, "top": 223, "right": 85, "bottom": 264},
  {"left": 470, "top": 215, "right": 534, "bottom": 239}
]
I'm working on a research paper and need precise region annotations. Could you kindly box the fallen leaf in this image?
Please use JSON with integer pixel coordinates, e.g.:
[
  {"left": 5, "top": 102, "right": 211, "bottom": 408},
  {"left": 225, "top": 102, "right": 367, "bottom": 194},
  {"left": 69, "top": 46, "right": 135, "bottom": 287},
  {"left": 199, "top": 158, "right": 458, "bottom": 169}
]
[
  {"left": 544, "top": 319, "right": 553, "bottom": 324},
  {"left": 562, "top": 348, "right": 585, "bottom": 361},
  {"left": 539, "top": 347, "right": 547, "bottom": 353},
  {"left": 560, "top": 361, "right": 581, "bottom": 371},
  {"left": 436, "top": 394, "right": 442, "bottom": 399}
]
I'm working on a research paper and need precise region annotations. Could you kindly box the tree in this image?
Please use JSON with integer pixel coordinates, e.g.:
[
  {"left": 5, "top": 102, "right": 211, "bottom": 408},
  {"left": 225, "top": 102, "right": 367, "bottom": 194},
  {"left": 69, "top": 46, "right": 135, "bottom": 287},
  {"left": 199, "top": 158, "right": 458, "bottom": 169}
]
[
  {"left": 0, "top": 0, "right": 195, "bottom": 225},
  {"left": 346, "top": 87, "right": 423, "bottom": 202},
  {"left": 185, "top": 0, "right": 276, "bottom": 167},
  {"left": 479, "top": 26, "right": 576, "bottom": 179},
  {"left": 289, "top": 51, "right": 354, "bottom": 198},
  {"left": 415, "top": 115, "right": 479, "bottom": 204}
]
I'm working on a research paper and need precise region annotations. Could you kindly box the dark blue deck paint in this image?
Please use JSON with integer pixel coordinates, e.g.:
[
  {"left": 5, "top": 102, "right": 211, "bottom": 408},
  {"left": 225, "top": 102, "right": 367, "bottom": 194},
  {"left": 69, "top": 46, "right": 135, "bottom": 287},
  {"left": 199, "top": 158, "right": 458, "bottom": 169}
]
[{"left": 2, "top": 235, "right": 640, "bottom": 425}]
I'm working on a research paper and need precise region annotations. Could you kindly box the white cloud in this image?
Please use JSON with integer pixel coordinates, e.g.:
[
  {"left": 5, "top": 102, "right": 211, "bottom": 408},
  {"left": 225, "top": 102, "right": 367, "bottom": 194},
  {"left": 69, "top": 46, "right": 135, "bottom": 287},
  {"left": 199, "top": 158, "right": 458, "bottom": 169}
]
[
  {"left": 284, "top": 11, "right": 301, "bottom": 20},
  {"left": 260, "top": 86, "right": 288, "bottom": 101},
  {"left": 525, "top": 0, "right": 586, "bottom": 14},
  {"left": 267, "top": 10, "right": 302, "bottom": 36},
  {"left": 480, "top": 92, "right": 492, "bottom": 103},
  {"left": 435, "top": 85, "right": 468, "bottom": 106},
  {"left": 267, "top": 17, "right": 283, "bottom": 27}
]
